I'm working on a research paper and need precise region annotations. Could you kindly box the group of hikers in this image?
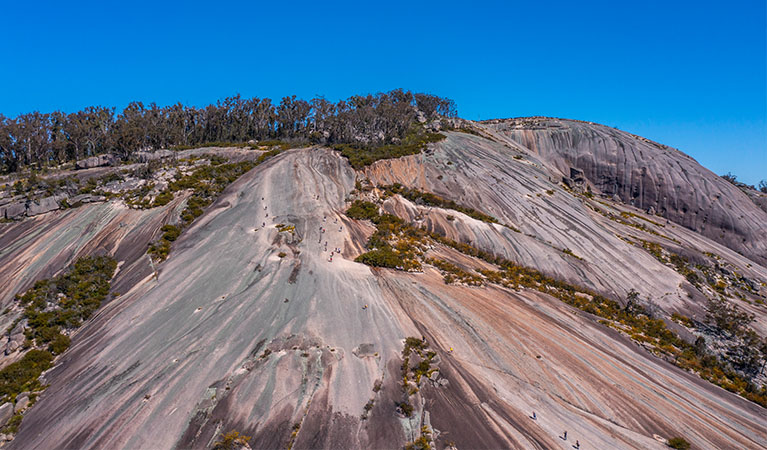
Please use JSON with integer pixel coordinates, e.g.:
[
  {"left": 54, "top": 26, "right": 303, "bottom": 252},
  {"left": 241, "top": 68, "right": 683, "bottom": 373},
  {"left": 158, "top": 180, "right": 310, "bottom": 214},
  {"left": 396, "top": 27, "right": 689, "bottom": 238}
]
[
  {"left": 530, "top": 413, "right": 580, "bottom": 448},
  {"left": 318, "top": 216, "right": 344, "bottom": 262}
]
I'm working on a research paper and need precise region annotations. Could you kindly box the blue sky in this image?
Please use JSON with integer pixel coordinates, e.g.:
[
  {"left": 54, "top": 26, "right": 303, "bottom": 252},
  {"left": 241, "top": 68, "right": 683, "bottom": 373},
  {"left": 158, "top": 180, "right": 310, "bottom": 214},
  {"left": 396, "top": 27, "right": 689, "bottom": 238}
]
[{"left": 2, "top": 0, "right": 765, "bottom": 184}]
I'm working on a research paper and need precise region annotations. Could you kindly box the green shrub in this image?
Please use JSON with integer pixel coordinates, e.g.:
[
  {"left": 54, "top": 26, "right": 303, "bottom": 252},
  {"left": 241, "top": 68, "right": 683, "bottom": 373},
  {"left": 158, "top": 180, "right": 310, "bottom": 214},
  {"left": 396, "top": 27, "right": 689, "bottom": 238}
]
[
  {"left": 666, "top": 437, "right": 690, "bottom": 449},
  {"left": 152, "top": 190, "right": 174, "bottom": 207},
  {"left": 0, "top": 350, "right": 53, "bottom": 401},
  {"left": 346, "top": 200, "right": 379, "bottom": 221},
  {"left": 335, "top": 128, "right": 445, "bottom": 169},
  {"left": 355, "top": 247, "right": 404, "bottom": 268},
  {"left": 160, "top": 224, "right": 181, "bottom": 242},
  {"left": 213, "top": 431, "right": 252, "bottom": 450}
]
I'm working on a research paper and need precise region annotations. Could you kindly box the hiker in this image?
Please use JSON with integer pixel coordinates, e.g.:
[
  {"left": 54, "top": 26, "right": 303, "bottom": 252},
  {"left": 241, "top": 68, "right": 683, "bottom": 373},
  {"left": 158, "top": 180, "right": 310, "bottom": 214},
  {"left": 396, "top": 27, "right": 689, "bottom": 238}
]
[
  {"left": 532, "top": 412, "right": 536, "bottom": 420},
  {"left": 563, "top": 431, "right": 567, "bottom": 440},
  {"left": 262, "top": 222, "right": 265, "bottom": 227},
  {"left": 339, "top": 226, "right": 342, "bottom": 232},
  {"left": 575, "top": 440, "right": 579, "bottom": 449},
  {"left": 363, "top": 304, "right": 368, "bottom": 310},
  {"left": 264, "top": 206, "right": 267, "bottom": 210}
]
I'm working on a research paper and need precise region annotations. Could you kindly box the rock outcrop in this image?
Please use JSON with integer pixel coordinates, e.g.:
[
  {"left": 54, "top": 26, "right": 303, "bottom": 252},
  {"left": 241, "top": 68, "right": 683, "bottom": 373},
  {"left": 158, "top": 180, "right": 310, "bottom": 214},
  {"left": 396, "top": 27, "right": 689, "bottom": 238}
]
[
  {"left": 9, "top": 148, "right": 766, "bottom": 450},
  {"left": 484, "top": 117, "right": 767, "bottom": 265},
  {"left": 75, "top": 154, "right": 115, "bottom": 169}
]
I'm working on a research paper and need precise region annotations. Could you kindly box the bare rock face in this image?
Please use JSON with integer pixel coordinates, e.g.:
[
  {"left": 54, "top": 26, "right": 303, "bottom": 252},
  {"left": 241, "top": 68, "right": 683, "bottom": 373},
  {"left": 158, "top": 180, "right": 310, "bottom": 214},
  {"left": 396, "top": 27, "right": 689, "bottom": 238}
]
[
  {"left": 485, "top": 118, "right": 767, "bottom": 265},
  {"left": 0, "top": 403, "right": 12, "bottom": 428},
  {"left": 75, "top": 154, "right": 115, "bottom": 170}
]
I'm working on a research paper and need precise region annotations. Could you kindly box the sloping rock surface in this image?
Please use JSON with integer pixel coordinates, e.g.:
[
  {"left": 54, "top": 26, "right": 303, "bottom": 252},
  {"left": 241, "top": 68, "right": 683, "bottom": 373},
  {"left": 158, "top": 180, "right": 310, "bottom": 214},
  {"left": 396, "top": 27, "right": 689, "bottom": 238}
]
[
  {"left": 10, "top": 149, "right": 766, "bottom": 450},
  {"left": 483, "top": 117, "right": 767, "bottom": 266}
]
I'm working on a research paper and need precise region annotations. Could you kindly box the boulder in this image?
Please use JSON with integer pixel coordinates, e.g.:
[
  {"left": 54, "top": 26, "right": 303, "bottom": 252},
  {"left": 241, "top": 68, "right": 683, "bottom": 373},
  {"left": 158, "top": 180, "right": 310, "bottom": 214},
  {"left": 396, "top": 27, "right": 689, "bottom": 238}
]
[
  {"left": 570, "top": 167, "right": 586, "bottom": 184},
  {"left": 352, "top": 343, "right": 377, "bottom": 358},
  {"left": 135, "top": 150, "right": 174, "bottom": 163},
  {"left": 14, "top": 393, "right": 29, "bottom": 412},
  {"left": 26, "top": 195, "right": 65, "bottom": 216},
  {"left": 2, "top": 202, "right": 26, "bottom": 220},
  {"left": 75, "top": 154, "right": 115, "bottom": 170},
  {"left": 0, "top": 403, "right": 13, "bottom": 428},
  {"left": 5, "top": 319, "right": 28, "bottom": 355},
  {"left": 69, "top": 194, "right": 106, "bottom": 206}
]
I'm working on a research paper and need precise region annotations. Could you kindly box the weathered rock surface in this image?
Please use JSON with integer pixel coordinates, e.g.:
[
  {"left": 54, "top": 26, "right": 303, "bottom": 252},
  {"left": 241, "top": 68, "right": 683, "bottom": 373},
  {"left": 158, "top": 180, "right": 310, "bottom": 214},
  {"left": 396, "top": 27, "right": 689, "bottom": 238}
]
[
  {"left": 0, "top": 403, "right": 12, "bottom": 428},
  {"left": 8, "top": 149, "right": 766, "bottom": 450},
  {"left": 483, "top": 117, "right": 767, "bottom": 266}
]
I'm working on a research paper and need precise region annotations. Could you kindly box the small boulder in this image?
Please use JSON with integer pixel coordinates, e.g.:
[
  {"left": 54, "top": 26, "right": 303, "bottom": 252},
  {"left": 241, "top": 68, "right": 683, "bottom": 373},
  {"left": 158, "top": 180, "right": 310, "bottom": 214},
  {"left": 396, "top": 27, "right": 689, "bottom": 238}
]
[
  {"left": 14, "top": 393, "right": 29, "bottom": 412},
  {"left": 26, "top": 195, "right": 65, "bottom": 216},
  {"left": 352, "top": 343, "right": 376, "bottom": 358},
  {"left": 2, "top": 202, "right": 26, "bottom": 220},
  {"left": 570, "top": 167, "right": 586, "bottom": 183},
  {"left": 75, "top": 154, "right": 115, "bottom": 169},
  {"left": 0, "top": 403, "right": 13, "bottom": 427}
]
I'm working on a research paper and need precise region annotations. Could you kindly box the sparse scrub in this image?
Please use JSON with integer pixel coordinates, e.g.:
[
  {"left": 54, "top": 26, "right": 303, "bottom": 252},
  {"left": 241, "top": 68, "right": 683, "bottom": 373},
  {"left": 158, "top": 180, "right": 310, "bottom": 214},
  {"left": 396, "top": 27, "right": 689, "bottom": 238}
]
[
  {"left": 213, "top": 430, "right": 252, "bottom": 450},
  {"left": 666, "top": 436, "right": 690, "bottom": 449}
]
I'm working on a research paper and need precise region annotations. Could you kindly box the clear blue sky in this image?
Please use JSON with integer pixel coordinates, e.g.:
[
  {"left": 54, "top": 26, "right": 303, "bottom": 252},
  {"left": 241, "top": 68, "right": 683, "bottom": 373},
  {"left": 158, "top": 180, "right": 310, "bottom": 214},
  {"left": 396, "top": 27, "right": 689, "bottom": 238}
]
[{"left": 2, "top": 0, "right": 765, "bottom": 184}]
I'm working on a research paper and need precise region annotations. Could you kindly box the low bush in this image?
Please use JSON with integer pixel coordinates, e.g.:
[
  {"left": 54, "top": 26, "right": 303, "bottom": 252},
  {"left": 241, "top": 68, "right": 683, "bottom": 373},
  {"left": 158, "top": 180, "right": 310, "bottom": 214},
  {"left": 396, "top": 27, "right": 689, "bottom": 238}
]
[{"left": 666, "top": 437, "right": 690, "bottom": 449}]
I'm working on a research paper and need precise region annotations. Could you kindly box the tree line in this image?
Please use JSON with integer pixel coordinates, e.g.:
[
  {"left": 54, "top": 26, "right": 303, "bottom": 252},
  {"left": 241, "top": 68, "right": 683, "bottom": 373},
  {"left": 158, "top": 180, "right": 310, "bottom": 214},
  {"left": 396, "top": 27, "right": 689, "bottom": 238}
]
[{"left": 0, "top": 89, "right": 457, "bottom": 173}]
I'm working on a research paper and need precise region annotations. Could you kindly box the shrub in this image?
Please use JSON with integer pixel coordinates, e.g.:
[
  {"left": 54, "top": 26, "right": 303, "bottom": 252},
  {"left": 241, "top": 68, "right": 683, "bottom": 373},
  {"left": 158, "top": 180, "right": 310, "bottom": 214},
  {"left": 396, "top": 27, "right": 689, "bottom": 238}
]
[
  {"left": 152, "top": 190, "right": 174, "bottom": 207},
  {"left": 335, "top": 128, "right": 445, "bottom": 169},
  {"left": 666, "top": 437, "right": 690, "bottom": 449},
  {"left": 355, "top": 247, "right": 404, "bottom": 268},
  {"left": 397, "top": 401, "right": 414, "bottom": 417},
  {"left": 345, "top": 200, "right": 379, "bottom": 221},
  {"left": 0, "top": 350, "right": 53, "bottom": 401},
  {"left": 213, "top": 431, "right": 252, "bottom": 450}
]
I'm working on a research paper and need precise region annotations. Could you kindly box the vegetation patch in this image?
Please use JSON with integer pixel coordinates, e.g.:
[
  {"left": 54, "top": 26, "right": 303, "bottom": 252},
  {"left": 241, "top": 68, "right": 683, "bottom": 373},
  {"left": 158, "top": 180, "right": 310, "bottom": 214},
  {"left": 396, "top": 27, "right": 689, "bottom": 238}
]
[
  {"left": 344, "top": 183, "right": 767, "bottom": 408},
  {"left": 334, "top": 128, "right": 445, "bottom": 169},
  {"left": 212, "top": 430, "right": 252, "bottom": 450},
  {"left": 666, "top": 436, "right": 691, "bottom": 449},
  {"left": 1, "top": 256, "right": 117, "bottom": 433}
]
